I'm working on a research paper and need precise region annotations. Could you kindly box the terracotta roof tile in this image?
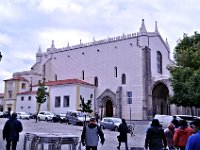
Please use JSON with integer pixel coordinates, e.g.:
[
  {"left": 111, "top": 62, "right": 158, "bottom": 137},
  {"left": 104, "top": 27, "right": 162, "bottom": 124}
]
[
  {"left": 17, "top": 91, "right": 37, "bottom": 95},
  {"left": 33, "top": 78, "right": 94, "bottom": 87},
  {"left": 4, "top": 76, "right": 28, "bottom": 82}
]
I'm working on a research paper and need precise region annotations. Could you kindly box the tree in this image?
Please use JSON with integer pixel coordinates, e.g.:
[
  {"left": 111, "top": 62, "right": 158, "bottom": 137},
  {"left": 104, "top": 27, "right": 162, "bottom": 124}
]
[
  {"left": 35, "top": 82, "right": 48, "bottom": 122},
  {"left": 79, "top": 94, "right": 93, "bottom": 126},
  {"left": 168, "top": 32, "right": 200, "bottom": 115}
]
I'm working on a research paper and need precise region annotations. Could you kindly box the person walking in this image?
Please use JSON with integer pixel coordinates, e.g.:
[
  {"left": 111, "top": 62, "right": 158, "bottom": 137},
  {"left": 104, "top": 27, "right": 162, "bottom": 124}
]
[
  {"left": 117, "top": 119, "right": 129, "bottom": 150},
  {"left": 171, "top": 116, "right": 180, "bottom": 128},
  {"left": 185, "top": 120, "right": 200, "bottom": 150},
  {"left": 173, "top": 119, "right": 193, "bottom": 150},
  {"left": 3, "top": 112, "right": 23, "bottom": 150},
  {"left": 164, "top": 123, "right": 175, "bottom": 150},
  {"left": 81, "top": 117, "right": 105, "bottom": 150},
  {"left": 145, "top": 119, "right": 167, "bottom": 150}
]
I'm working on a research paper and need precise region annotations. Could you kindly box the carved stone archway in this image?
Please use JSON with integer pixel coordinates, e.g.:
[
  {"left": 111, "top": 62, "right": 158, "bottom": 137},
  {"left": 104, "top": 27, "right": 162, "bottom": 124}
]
[
  {"left": 96, "top": 89, "right": 116, "bottom": 118},
  {"left": 152, "top": 81, "right": 169, "bottom": 116}
]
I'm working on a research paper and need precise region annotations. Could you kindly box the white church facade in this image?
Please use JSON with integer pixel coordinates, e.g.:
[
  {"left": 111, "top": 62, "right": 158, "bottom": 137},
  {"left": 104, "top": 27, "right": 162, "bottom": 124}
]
[{"left": 3, "top": 19, "right": 183, "bottom": 120}]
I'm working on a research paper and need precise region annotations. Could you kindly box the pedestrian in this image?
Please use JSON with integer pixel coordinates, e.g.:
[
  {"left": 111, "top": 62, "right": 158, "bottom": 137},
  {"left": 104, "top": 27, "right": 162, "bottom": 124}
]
[
  {"left": 171, "top": 116, "right": 180, "bottom": 128},
  {"left": 3, "top": 112, "right": 23, "bottom": 150},
  {"left": 95, "top": 113, "right": 99, "bottom": 123},
  {"left": 173, "top": 119, "right": 193, "bottom": 150},
  {"left": 145, "top": 119, "right": 167, "bottom": 150},
  {"left": 186, "top": 120, "right": 200, "bottom": 150},
  {"left": 117, "top": 119, "right": 129, "bottom": 150},
  {"left": 164, "top": 123, "right": 175, "bottom": 150},
  {"left": 81, "top": 117, "right": 105, "bottom": 150}
]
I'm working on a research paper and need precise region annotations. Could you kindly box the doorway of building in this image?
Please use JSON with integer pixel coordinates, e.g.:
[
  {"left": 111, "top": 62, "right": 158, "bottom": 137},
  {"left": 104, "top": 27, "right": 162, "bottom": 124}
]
[
  {"left": 106, "top": 100, "right": 113, "bottom": 117},
  {"left": 152, "top": 82, "right": 169, "bottom": 116}
]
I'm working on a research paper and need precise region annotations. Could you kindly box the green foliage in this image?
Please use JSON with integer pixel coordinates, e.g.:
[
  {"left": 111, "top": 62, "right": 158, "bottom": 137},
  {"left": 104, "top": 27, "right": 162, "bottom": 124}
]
[
  {"left": 36, "top": 82, "right": 47, "bottom": 104},
  {"left": 168, "top": 32, "right": 200, "bottom": 108},
  {"left": 79, "top": 95, "right": 93, "bottom": 113}
]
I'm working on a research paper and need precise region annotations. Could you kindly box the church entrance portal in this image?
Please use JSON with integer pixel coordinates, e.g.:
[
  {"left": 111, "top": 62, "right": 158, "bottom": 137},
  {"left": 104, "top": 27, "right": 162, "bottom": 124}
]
[
  {"left": 152, "top": 82, "right": 169, "bottom": 116},
  {"left": 106, "top": 100, "right": 113, "bottom": 117}
]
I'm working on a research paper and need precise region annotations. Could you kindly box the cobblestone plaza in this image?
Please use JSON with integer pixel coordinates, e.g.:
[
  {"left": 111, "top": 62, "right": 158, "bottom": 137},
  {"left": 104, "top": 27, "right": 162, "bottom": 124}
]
[{"left": 0, "top": 118, "right": 149, "bottom": 150}]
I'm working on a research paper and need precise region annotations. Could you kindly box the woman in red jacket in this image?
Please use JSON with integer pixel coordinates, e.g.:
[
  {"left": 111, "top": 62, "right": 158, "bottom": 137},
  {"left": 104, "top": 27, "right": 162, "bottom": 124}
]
[{"left": 173, "top": 120, "right": 193, "bottom": 150}]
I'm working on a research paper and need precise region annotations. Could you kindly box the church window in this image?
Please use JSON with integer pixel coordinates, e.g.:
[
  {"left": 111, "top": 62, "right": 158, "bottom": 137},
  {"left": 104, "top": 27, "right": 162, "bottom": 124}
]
[
  {"left": 114, "top": 67, "right": 118, "bottom": 77},
  {"left": 94, "top": 76, "right": 98, "bottom": 87},
  {"left": 122, "top": 74, "right": 126, "bottom": 84},
  {"left": 55, "top": 96, "right": 61, "bottom": 107},
  {"left": 21, "top": 106, "right": 23, "bottom": 109},
  {"left": 157, "top": 51, "right": 162, "bottom": 74},
  {"left": 82, "top": 70, "right": 85, "bottom": 80},
  {"left": 55, "top": 74, "right": 57, "bottom": 81}
]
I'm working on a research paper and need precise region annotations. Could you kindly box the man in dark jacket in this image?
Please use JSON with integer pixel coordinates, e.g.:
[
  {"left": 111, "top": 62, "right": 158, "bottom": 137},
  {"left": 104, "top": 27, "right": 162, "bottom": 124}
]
[
  {"left": 81, "top": 117, "right": 105, "bottom": 150},
  {"left": 3, "top": 112, "right": 23, "bottom": 150}
]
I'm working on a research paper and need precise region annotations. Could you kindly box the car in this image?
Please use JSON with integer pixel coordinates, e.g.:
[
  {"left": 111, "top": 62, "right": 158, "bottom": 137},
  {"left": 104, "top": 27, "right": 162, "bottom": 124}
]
[
  {"left": 37, "top": 111, "right": 54, "bottom": 121},
  {"left": 17, "top": 112, "right": 30, "bottom": 120},
  {"left": 100, "top": 117, "right": 122, "bottom": 131},
  {"left": 65, "top": 110, "right": 90, "bottom": 125},
  {"left": 59, "top": 113, "right": 67, "bottom": 122},
  {"left": 26, "top": 112, "right": 36, "bottom": 119},
  {"left": 174, "top": 115, "right": 200, "bottom": 124},
  {"left": 0, "top": 111, "right": 4, "bottom": 118},
  {"left": 150, "top": 114, "right": 182, "bottom": 129},
  {"left": 52, "top": 113, "right": 66, "bottom": 123}
]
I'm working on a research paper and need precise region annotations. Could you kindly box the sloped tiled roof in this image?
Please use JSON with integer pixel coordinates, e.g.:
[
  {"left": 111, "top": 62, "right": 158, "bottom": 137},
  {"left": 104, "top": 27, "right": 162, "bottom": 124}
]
[
  {"left": 17, "top": 91, "right": 37, "bottom": 95},
  {"left": 34, "top": 78, "right": 94, "bottom": 87},
  {"left": 4, "top": 76, "right": 28, "bottom": 82}
]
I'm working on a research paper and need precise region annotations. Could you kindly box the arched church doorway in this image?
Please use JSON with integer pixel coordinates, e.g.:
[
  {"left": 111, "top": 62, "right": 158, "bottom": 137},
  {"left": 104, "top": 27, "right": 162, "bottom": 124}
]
[
  {"left": 106, "top": 100, "right": 113, "bottom": 117},
  {"left": 152, "top": 82, "right": 169, "bottom": 116},
  {"left": 102, "top": 96, "right": 113, "bottom": 117}
]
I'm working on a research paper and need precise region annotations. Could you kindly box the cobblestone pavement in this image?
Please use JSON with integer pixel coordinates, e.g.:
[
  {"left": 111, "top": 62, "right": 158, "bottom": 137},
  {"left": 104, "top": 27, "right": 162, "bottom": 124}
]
[{"left": 0, "top": 118, "right": 149, "bottom": 150}]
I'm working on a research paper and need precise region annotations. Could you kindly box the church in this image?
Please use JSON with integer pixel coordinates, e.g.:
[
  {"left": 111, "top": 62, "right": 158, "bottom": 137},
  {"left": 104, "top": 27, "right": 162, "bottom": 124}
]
[{"left": 3, "top": 19, "right": 177, "bottom": 120}]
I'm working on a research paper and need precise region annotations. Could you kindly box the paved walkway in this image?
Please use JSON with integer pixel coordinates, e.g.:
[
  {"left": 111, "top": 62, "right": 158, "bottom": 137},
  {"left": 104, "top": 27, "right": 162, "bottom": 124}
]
[{"left": 0, "top": 118, "right": 149, "bottom": 150}]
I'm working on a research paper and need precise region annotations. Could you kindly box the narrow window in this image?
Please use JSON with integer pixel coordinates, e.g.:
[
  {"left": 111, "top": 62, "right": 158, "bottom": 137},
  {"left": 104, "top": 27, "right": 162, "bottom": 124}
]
[
  {"left": 122, "top": 74, "right": 126, "bottom": 84},
  {"left": 63, "top": 96, "right": 70, "bottom": 107},
  {"left": 55, "top": 96, "right": 61, "bottom": 107},
  {"left": 21, "top": 96, "right": 24, "bottom": 101},
  {"left": 22, "top": 83, "right": 26, "bottom": 89},
  {"left": 114, "top": 66, "right": 117, "bottom": 78},
  {"left": 94, "top": 76, "right": 98, "bottom": 87},
  {"left": 28, "top": 96, "right": 31, "bottom": 101},
  {"left": 82, "top": 70, "right": 84, "bottom": 80},
  {"left": 157, "top": 51, "right": 162, "bottom": 74},
  {"left": 55, "top": 74, "right": 57, "bottom": 81}
]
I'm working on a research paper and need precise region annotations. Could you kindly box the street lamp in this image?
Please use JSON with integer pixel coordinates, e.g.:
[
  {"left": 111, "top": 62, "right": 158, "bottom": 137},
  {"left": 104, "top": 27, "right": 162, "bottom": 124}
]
[{"left": 0, "top": 52, "right": 2, "bottom": 61}]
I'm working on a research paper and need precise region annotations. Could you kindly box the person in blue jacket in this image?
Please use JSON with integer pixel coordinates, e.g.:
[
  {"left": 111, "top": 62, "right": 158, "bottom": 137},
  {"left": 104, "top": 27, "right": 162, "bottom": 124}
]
[
  {"left": 186, "top": 120, "right": 200, "bottom": 150},
  {"left": 3, "top": 112, "right": 23, "bottom": 150},
  {"left": 81, "top": 117, "right": 105, "bottom": 150}
]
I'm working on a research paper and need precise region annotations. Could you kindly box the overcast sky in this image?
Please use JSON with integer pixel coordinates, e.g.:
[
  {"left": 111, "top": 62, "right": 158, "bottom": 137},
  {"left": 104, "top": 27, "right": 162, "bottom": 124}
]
[{"left": 0, "top": 0, "right": 199, "bottom": 92}]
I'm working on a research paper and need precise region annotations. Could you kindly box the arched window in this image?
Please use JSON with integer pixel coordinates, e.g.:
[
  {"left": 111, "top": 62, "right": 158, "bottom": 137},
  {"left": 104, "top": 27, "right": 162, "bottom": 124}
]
[
  {"left": 157, "top": 51, "right": 162, "bottom": 74},
  {"left": 114, "top": 66, "right": 117, "bottom": 78},
  {"left": 121, "top": 74, "right": 126, "bottom": 84},
  {"left": 82, "top": 70, "right": 84, "bottom": 80},
  {"left": 94, "top": 76, "right": 98, "bottom": 87}
]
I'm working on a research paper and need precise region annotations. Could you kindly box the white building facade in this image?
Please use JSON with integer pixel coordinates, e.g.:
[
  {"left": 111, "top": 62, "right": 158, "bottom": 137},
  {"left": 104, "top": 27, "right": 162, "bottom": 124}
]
[{"left": 4, "top": 20, "right": 182, "bottom": 120}]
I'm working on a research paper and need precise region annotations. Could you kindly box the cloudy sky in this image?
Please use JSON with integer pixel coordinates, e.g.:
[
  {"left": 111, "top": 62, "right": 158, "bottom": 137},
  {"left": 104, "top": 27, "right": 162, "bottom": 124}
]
[{"left": 0, "top": 0, "right": 199, "bottom": 92}]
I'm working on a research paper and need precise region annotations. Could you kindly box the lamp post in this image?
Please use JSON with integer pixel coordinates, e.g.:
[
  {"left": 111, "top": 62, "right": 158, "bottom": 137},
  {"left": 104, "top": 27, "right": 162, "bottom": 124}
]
[{"left": 0, "top": 52, "right": 2, "bottom": 61}]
